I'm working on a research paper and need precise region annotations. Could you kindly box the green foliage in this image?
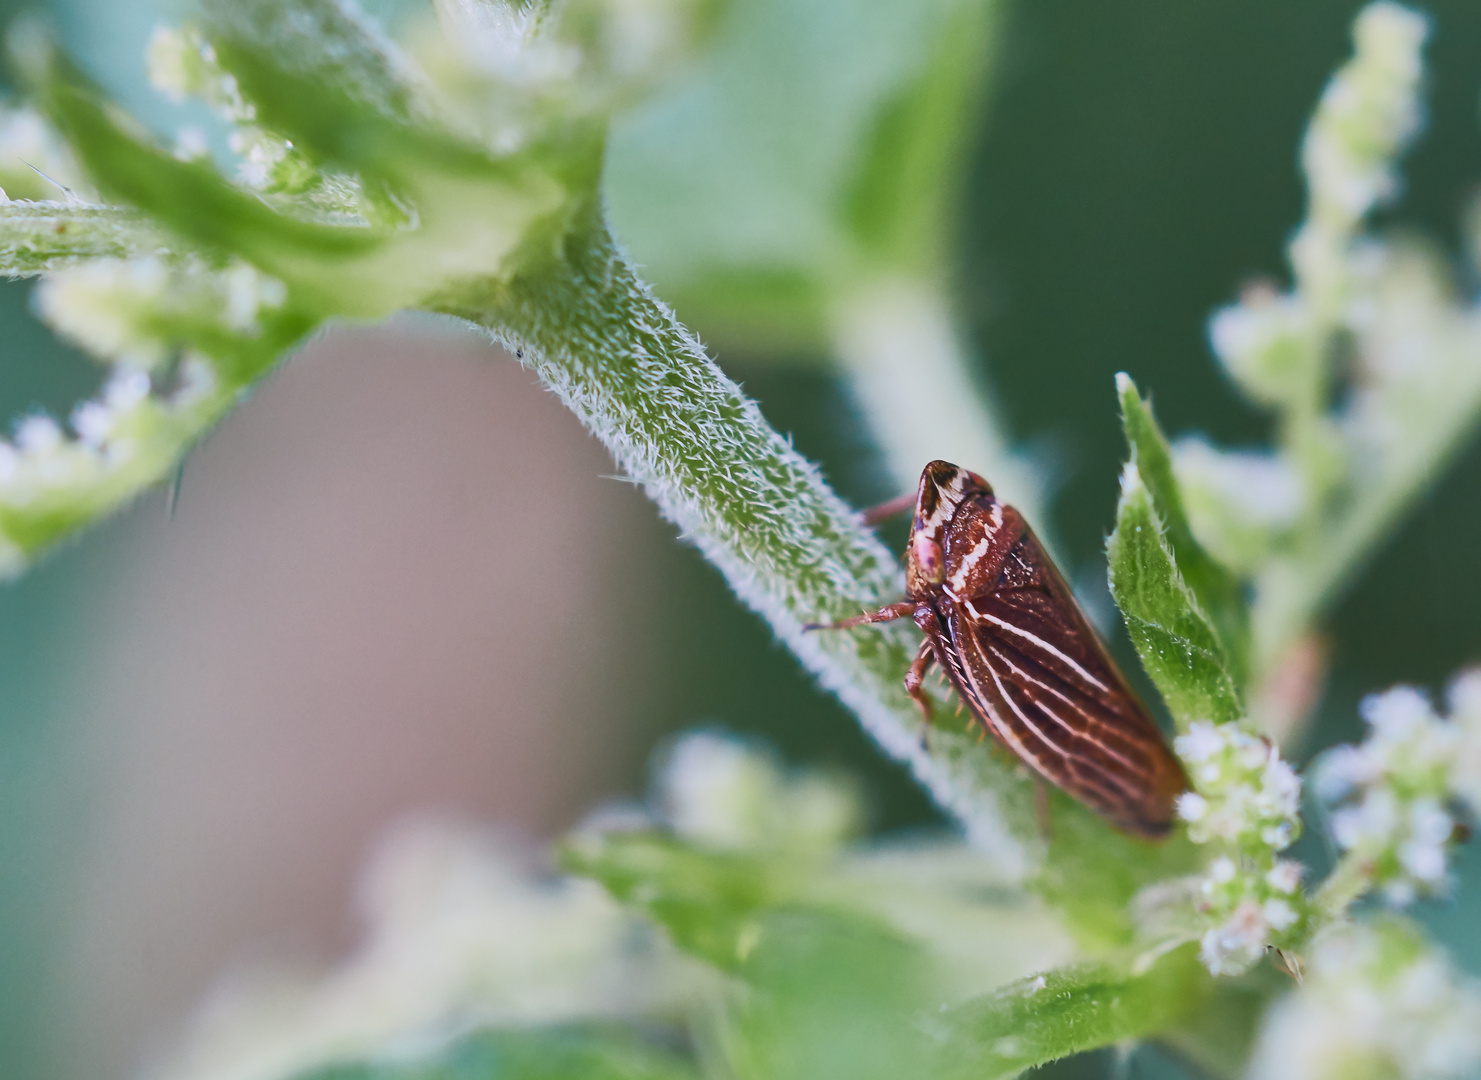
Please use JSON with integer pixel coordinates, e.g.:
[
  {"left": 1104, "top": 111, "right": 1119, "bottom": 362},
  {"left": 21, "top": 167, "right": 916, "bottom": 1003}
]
[
  {"left": 1107, "top": 461, "right": 1243, "bottom": 729},
  {"left": 605, "top": 0, "right": 1001, "bottom": 350},
  {"left": 561, "top": 830, "right": 794, "bottom": 972},
  {"left": 1032, "top": 785, "right": 1199, "bottom": 949},
  {"left": 938, "top": 951, "right": 1208, "bottom": 1079},
  {"left": 1116, "top": 374, "right": 1249, "bottom": 687},
  {"left": 563, "top": 827, "right": 945, "bottom": 1080},
  {"left": 0, "top": 203, "right": 163, "bottom": 274},
  {"left": 562, "top": 821, "right": 1201, "bottom": 1080},
  {"left": 6, "top": 3, "right": 1481, "bottom": 1080}
]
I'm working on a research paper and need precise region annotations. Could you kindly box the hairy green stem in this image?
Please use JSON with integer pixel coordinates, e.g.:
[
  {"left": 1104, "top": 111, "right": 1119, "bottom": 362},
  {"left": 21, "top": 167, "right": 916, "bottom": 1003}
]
[
  {"left": 0, "top": 201, "right": 169, "bottom": 276},
  {"left": 1312, "top": 851, "right": 1374, "bottom": 922},
  {"left": 435, "top": 210, "right": 1041, "bottom": 874}
]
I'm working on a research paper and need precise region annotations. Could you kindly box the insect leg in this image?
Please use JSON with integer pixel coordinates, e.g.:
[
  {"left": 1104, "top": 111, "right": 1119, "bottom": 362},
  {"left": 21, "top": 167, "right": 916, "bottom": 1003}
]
[
  {"left": 902, "top": 639, "right": 936, "bottom": 722},
  {"left": 859, "top": 491, "right": 917, "bottom": 527},
  {"left": 802, "top": 600, "right": 917, "bottom": 631}
]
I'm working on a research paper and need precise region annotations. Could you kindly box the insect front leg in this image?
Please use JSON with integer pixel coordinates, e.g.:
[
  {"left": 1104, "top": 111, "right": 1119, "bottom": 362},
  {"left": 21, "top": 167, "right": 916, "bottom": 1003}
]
[
  {"left": 859, "top": 491, "right": 917, "bottom": 527},
  {"left": 802, "top": 600, "right": 917, "bottom": 631},
  {"left": 903, "top": 639, "right": 937, "bottom": 721}
]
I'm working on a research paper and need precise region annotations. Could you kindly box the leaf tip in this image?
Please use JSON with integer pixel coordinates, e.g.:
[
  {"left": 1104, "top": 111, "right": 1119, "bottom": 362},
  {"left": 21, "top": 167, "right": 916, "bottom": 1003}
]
[{"left": 1118, "top": 459, "right": 1145, "bottom": 499}]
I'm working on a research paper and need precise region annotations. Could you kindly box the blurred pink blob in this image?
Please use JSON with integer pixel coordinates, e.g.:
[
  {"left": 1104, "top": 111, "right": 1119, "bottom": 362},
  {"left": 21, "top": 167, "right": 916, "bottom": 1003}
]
[{"left": 58, "top": 319, "right": 665, "bottom": 1079}]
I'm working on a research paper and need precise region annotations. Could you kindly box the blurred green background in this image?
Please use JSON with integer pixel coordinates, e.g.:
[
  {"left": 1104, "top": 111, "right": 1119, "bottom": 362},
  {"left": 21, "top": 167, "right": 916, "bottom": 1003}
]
[{"left": 3, "top": 1, "right": 1481, "bottom": 1078}]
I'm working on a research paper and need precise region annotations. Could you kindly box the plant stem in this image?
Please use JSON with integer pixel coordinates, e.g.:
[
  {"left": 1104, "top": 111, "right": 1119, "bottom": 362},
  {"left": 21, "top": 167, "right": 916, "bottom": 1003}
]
[
  {"left": 1313, "top": 851, "right": 1372, "bottom": 921},
  {"left": 828, "top": 277, "right": 1052, "bottom": 547},
  {"left": 437, "top": 208, "right": 1041, "bottom": 873},
  {"left": 0, "top": 202, "right": 167, "bottom": 276},
  {"left": 1250, "top": 382, "right": 1481, "bottom": 676}
]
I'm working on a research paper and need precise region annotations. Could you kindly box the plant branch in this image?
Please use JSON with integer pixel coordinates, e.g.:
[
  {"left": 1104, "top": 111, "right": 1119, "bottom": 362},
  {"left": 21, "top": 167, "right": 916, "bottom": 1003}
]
[
  {"left": 0, "top": 201, "right": 171, "bottom": 275},
  {"left": 436, "top": 208, "right": 1045, "bottom": 874},
  {"left": 828, "top": 277, "right": 1052, "bottom": 547}
]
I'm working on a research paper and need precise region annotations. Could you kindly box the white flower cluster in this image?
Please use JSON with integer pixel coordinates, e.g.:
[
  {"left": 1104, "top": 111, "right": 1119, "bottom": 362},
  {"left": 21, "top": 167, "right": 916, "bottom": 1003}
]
[
  {"left": 1190, "top": 855, "right": 1306, "bottom": 977},
  {"left": 0, "top": 362, "right": 222, "bottom": 573},
  {"left": 1177, "top": 4, "right": 1432, "bottom": 580},
  {"left": 1301, "top": 2, "right": 1428, "bottom": 234},
  {"left": 655, "top": 729, "right": 863, "bottom": 854},
  {"left": 1248, "top": 919, "right": 1481, "bottom": 1080},
  {"left": 36, "top": 256, "right": 287, "bottom": 368},
  {"left": 0, "top": 254, "right": 292, "bottom": 568},
  {"left": 147, "top": 25, "right": 320, "bottom": 192},
  {"left": 1294, "top": 0, "right": 1428, "bottom": 325},
  {"left": 1205, "top": 1, "right": 1427, "bottom": 402},
  {"left": 1205, "top": 287, "right": 1318, "bottom": 414},
  {"left": 415, "top": 0, "right": 713, "bottom": 145},
  {"left": 1170, "top": 722, "right": 1307, "bottom": 975},
  {"left": 1316, "top": 675, "right": 1481, "bottom": 906},
  {"left": 1175, "top": 721, "right": 1303, "bottom": 851}
]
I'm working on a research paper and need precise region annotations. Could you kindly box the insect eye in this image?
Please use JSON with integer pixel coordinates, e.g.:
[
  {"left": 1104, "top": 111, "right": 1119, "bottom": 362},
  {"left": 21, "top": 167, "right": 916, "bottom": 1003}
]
[{"left": 912, "top": 534, "right": 945, "bottom": 584}]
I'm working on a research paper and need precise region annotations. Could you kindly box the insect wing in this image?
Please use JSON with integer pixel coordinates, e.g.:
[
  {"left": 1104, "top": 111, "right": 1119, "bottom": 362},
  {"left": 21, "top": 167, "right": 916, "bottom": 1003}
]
[{"left": 941, "top": 527, "right": 1185, "bottom": 837}]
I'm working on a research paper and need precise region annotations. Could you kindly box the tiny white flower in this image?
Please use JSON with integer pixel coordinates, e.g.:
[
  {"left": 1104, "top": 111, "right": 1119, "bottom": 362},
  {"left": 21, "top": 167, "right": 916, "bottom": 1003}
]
[
  {"left": 1200, "top": 900, "right": 1269, "bottom": 976},
  {"left": 1261, "top": 898, "right": 1299, "bottom": 933},
  {"left": 0, "top": 442, "right": 19, "bottom": 483},
  {"left": 1176, "top": 792, "right": 1208, "bottom": 823},
  {"left": 71, "top": 402, "right": 112, "bottom": 447},
  {"left": 1266, "top": 861, "right": 1304, "bottom": 894},
  {"left": 174, "top": 125, "right": 210, "bottom": 161},
  {"left": 1249, "top": 920, "right": 1481, "bottom": 1080},
  {"left": 15, "top": 416, "right": 62, "bottom": 455},
  {"left": 1175, "top": 722, "right": 1223, "bottom": 763},
  {"left": 1361, "top": 684, "right": 1434, "bottom": 740},
  {"left": 1398, "top": 839, "right": 1447, "bottom": 885},
  {"left": 105, "top": 370, "right": 151, "bottom": 410}
]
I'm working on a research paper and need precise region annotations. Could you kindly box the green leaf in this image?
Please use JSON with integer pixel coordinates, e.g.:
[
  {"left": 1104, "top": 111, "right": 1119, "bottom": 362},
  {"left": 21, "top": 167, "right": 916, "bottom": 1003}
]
[
  {"left": 560, "top": 829, "right": 786, "bottom": 971},
  {"left": 199, "top": 0, "right": 422, "bottom": 126},
  {"left": 1116, "top": 373, "right": 1249, "bottom": 687},
  {"left": 1107, "top": 462, "right": 1243, "bottom": 728},
  {"left": 32, "top": 62, "right": 383, "bottom": 271},
  {"left": 29, "top": 33, "right": 581, "bottom": 320},
  {"left": 937, "top": 949, "right": 1208, "bottom": 1080},
  {"left": 604, "top": 0, "right": 1001, "bottom": 352},
  {"left": 722, "top": 907, "right": 940, "bottom": 1080},
  {"left": 295, "top": 1025, "right": 698, "bottom": 1080},
  {"left": 562, "top": 829, "right": 942, "bottom": 1080}
]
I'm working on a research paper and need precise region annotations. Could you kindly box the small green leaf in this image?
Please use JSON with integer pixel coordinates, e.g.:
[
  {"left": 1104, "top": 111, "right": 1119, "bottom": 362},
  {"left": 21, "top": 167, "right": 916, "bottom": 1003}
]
[
  {"left": 199, "top": 0, "right": 423, "bottom": 126},
  {"left": 724, "top": 907, "right": 939, "bottom": 1080},
  {"left": 938, "top": 949, "right": 1207, "bottom": 1080},
  {"left": 1116, "top": 373, "right": 1249, "bottom": 687},
  {"left": 560, "top": 829, "right": 784, "bottom": 971},
  {"left": 34, "top": 64, "right": 383, "bottom": 272},
  {"left": 295, "top": 1025, "right": 698, "bottom": 1080},
  {"left": 1108, "top": 462, "right": 1243, "bottom": 728},
  {"left": 562, "top": 829, "right": 942, "bottom": 1080}
]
